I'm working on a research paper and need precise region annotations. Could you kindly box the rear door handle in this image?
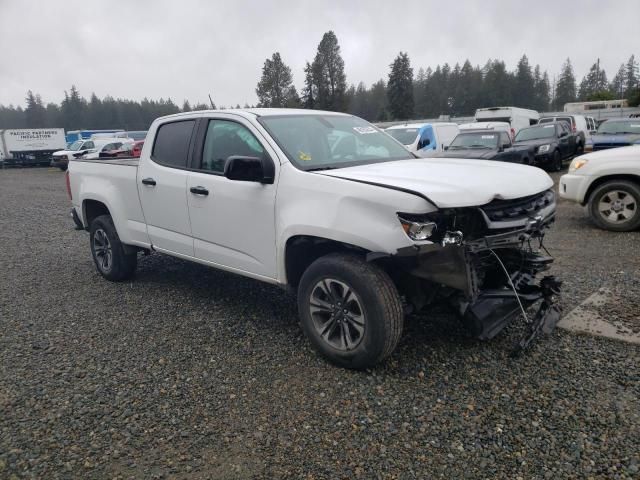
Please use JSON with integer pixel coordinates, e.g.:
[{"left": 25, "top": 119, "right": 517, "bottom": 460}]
[
  {"left": 141, "top": 177, "right": 156, "bottom": 186},
  {"left": 190, "top": 186, "right": 209, "bottom": 196}
]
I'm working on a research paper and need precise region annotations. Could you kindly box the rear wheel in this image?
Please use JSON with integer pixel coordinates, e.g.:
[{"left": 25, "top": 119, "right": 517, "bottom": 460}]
[
  {"left": 89, "top": 215, "right": 137, "bottom": 281},
  {"left": 297, "top": 253, "right": 403, "bottom": 369},
  {"left": 588, "top": 181, "right": 640, "bottom": 232}
]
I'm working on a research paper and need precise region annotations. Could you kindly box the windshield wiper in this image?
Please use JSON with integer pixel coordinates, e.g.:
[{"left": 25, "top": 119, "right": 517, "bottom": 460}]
[{"left": 469, "top": 145, "right": 491, "bottom": 149}]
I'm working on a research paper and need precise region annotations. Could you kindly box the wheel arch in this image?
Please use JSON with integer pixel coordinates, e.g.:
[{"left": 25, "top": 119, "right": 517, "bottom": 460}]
[
  {"left": 284, "top": 235, "right": 371, "bottom": 290},
  {"left": 82, "top": 199, "right": 111, "bottom": 231},
  {"left": 582, "top": 174, "right": 640, "bottom": 206}
]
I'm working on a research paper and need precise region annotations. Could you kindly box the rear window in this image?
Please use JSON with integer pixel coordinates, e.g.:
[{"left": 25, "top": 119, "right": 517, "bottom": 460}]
[{"left": 152, "top": 120, "right": 195, "bottom": 168}]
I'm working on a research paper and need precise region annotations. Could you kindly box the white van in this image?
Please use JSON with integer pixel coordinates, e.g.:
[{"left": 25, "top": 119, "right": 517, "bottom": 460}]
[
  {"left": 385, "top": 123, "right": 459, "bottom": 157},
  {"left": 474, "top": 107, "right": 540, "bottom": 137}
]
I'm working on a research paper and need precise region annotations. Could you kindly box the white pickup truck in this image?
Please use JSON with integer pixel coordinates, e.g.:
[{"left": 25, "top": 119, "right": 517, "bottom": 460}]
[
  {"left": 67, "top": 109, "right": 562, "bottom": 368},
  {"left": 560, "top": 145, "right": 640, "bottom": 231}
]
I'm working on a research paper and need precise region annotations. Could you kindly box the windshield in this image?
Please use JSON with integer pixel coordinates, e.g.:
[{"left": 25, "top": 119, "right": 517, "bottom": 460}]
[
  {"left": 68, "top": 140, "right": 83, "bottom": 151},
  {"left": 126, "top": 131, "right": 147, "bottom": 140},
  {"left": 515, "top": 125, "right": 556, "bottom": 141},
  {"left": 259, "top": 114, "right": 413, "bottom": 171},
  {"left": 385, "top": 128, "right": 420, "bottom": 145},
  {"left": 449, "top": 133, "right": 498, "bottom": 149},
  {"left": 597, "top": 120, "right": 640, "bottom": 135}
]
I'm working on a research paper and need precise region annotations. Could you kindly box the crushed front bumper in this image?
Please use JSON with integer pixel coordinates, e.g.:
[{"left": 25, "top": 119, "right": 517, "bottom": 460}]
[{"left": 394, "top": 189, "right": 562, "bottom": 353}]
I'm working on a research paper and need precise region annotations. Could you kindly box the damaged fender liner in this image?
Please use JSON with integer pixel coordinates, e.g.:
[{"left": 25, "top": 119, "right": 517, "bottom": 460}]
[{"left": 392, "top": 217, "right": 562, "bottom": 353}]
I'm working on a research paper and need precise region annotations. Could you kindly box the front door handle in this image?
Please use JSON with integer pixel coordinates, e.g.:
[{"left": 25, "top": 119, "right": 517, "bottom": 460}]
[
  {"left": 141, "top": 177, "right": 156, "bottom": 186},
  {"left": 190, "top": 186, "right": 209, "bottom": 196}
]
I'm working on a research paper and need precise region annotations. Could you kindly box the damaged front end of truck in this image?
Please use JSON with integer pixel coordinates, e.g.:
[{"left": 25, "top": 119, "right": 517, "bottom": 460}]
[{"left": 390, "top": 189, "right": 562, "bottom": 354}]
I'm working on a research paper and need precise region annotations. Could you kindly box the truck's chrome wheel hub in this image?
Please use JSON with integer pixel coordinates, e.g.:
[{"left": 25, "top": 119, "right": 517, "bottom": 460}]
[{"left": 309, "top": 278, "right": 365, "bottom": 351}]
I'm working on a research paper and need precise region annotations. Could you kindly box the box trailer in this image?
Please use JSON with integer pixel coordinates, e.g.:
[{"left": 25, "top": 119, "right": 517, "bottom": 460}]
[{"left": 0, "top": 128, "right": 66, "bottom": 166}]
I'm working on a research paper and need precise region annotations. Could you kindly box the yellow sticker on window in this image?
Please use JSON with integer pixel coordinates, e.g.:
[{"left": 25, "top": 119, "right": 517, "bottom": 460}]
[{"left": 298, "top": 151, "right": 312, "bottom": 161}]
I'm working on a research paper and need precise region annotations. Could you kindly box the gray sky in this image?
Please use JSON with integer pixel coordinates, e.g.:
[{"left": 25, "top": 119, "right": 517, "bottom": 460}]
[{"left": 1, "top": 0, "right": 639, "bottom": 108}]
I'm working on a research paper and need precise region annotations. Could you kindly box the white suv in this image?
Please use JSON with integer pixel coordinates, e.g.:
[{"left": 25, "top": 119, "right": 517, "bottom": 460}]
[{"left": 560, "top": 145, "right": 640, "bottom": 231}]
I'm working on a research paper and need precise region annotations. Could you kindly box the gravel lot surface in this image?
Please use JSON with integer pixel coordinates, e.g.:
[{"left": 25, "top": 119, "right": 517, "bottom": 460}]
[{"left": 1, "top": 167, "right": 638, "bottom": 479}]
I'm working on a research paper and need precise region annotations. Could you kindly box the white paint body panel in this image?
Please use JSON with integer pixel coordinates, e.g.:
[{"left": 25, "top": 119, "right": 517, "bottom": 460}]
[
  {"left": 559, "top": 145, "right": 640, "bottom": 203},
  {"left": 69, "top": 109, "right": 553, "bottom": 287}
]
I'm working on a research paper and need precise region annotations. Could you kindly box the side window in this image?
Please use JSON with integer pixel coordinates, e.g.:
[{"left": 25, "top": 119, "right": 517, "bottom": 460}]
[
  {"left": 84, "top": 141, "right": 94, "bottom": 150},
  {"left": 200, "top": 120, "right": 266, "bottom": 173},
  {"left": 500, "top": 132, "right": 511, "bottom": 146},
  {"left": 152, "top": 120, "right": 195, "bottom": 168}
]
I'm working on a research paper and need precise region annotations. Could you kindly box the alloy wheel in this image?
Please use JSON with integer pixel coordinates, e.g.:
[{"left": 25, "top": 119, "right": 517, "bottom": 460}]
[
  {"left": 309, "top": 278, "right": 365, "bottom": 351},
  {"left": 598, "top": 190, "right": 637, "bottom": 224}
]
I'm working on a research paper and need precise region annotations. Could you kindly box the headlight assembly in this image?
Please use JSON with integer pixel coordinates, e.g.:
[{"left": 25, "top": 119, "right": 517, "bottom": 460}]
[
  {"left": 397, "top": 215, "right": 437, "bottom": 241},
  {"left": 569, "top": 158, "right": 588, "bottom": 172},
  {"left": 538, "top": 144, "right": 551, "bottom": 153}
]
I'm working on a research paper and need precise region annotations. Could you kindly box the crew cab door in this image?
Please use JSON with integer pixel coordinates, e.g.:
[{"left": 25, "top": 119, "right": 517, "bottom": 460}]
[
  {"left": 557, "top": 123, "right": 574, "bottom": 157},
  {"left": 494, "top": 132, "right": 517, "bottom": 162},
  {"left": 137, "top": 119, "right": 196, "bottom": 256},
  {"left": 186, "top": 116, "right": 278, "bottom": 279}
]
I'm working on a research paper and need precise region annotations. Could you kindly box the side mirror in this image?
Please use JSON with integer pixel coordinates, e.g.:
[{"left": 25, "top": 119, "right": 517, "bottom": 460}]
[
  {"left": 501, "top": 143, "right": 511, "bottom": 150},
  {"left": 560, "top": 131, "right": 568, "bottom": 138},
  {"left": 224, "top": 155, "right": 274, "bottom": 184},
  {"left": 444, "top": 146, "right": 449, "bottom": 151}
]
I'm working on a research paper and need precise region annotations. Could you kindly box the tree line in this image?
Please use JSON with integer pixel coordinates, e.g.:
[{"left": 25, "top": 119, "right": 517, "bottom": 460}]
[{"left": 1, "top": 31, "right": 639, "bottom": 130}]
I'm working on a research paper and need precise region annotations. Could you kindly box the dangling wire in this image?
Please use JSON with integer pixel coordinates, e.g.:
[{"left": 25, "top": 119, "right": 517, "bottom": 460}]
[{"left": 488, "top": 247, "right": 529, "bottom": 323}]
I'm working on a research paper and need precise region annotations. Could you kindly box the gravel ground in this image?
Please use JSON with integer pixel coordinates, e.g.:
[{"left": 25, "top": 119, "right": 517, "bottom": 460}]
[{"left": 0, "top": 167, "right": 638, "bottom": 479}]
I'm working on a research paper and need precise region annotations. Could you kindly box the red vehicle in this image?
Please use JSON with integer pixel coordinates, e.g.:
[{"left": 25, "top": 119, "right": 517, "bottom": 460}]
[{"left": 98, "top": 140, "right": 144, "bottom": 159}]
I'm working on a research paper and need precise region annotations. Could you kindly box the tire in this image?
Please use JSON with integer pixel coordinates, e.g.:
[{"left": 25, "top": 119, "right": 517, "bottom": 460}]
[
  {"left": 297, "top": 253, "right": 403, "bottom": 369},
  {"left": 552, "top": 150, "right": 562, "bottom": 172},
  {"left": 575, "top": 141, "right": 584, "bottom": 156},
  {"left": 89, "top": 214, "right": 137, "bottom": 281},
  {"left": 588, "top": 180, "right": 640, "bottom": 232},
  {"left": 59, "top": 165, "right": 68, "bottom": 171}
]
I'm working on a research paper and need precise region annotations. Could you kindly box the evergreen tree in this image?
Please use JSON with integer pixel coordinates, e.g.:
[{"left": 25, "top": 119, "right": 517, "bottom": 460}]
[
  {"left": 532, "top": 66, "right": 551, "bottom": 111},
  {"left": 482, "top": 60, "right": 513, "bottom": 107},
  {"left": 625, "top": 54, "right": 639, "bottom": 98},
  {"left": 256, "top": 52, "right": 299, "bottom": 108},
  {"left": 513, "top": 55, "right": 535, "bottom": 108},
  {"left": 578, "top": 59, "right": 609, "bottom": 100},
  {"left": 610, "top": 64, "right": 626, "bottom": 99},
  {"left": 182, "top": 100, "right": 192, "bottom": 112},
  {"left": 24, "top": 91, "right": 46, "bottom": 127},
  {"left": 306, "top": 31, "right": 347, "bottom": 111},
  {"left": 387, "top": 52, "right": 414, "bottom": 120},
  {"left": 554, "top": 58, "right": 577, "bottom": 110}
]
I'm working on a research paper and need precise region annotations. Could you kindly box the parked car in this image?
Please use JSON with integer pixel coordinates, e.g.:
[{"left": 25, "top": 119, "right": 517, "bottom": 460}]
[
  {"left": 559, "top": 145, "right": 640, "bottom": 231},
  {"left": 513, "top": 122, "right": 578, "bottom": 171},
  {"left": 588, "top": 119, "right": 640, "bottom": 151},
  {"left": 435, "top": 130, "right": 534, "bottom": 164},
  {"left": 52, "top": 138, "right": 98, "bottom": 170},
  {"left": 474, "top": 107, "right": 540, "bottom": 138},
  {"left": 67, "top": 109, "right": 561, "bottom": 369},
  {"left": 458, "top": 121, "right": 513, "bottom": 138},
  {"left": 98, "top": 140, "right": 144, "bottom": 159},
  {"left": 65, "top": 129, "right": 124, "bottom": 144},
  {"left": 80, "top": 139, "right": 130, "bottom": 160},
  {"left": 539, "top": 114, "right": 589, "bottom": 154},
  {"left": 385, "top": 123, "right": 459, "bottom": 157}
]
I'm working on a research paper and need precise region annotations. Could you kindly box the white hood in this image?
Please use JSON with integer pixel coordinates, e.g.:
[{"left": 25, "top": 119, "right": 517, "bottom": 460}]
[{"left": 319, "top": 158, "right": 553, "bottom": 208}]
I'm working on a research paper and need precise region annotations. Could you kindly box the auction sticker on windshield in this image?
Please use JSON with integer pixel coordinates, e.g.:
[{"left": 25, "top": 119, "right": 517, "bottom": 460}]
[
  {"left": 482, "top": 135, "right": 496, "bottom": 139},
  {"left": 353, "top": 126, "right": 377, "bottom": 134}
]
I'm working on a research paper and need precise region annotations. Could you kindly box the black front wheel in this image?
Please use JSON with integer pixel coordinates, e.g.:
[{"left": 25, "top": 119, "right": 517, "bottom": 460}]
[
  {"left": 297, "top": 253, "right": 403, "bottom": 369},
  {"left": 89, "top": 215, "right": 137, "bottom": 281},
  {"left": 552, "top": 150, "right": 562, "bottom": 172}
]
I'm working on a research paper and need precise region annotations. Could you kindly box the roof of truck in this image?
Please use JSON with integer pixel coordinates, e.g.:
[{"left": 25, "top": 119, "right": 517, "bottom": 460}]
[{"left": 157, "top": 108, "right": 352, "bottom": 122}]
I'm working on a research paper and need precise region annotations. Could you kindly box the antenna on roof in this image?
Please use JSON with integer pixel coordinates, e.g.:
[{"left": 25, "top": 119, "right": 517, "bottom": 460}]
[{"left": 208, "top": 94, "right": 215, "bottom": 109}]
